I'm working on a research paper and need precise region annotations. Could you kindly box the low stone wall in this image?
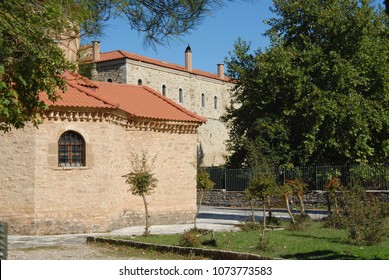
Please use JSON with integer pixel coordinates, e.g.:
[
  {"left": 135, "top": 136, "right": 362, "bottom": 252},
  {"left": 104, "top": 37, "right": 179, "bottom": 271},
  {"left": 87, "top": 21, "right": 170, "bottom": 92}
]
[
  {"left": 198, "top": 190, "right": 389, "bottom": 209},
  {"left": 87, "top": 236, "right": 275, "bottom": 260}
]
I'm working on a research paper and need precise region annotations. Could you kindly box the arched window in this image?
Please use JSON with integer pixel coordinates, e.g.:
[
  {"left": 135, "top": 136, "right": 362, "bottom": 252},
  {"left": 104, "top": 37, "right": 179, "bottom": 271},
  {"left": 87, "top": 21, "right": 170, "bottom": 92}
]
[
  {"left": 179, "top": 88, "right": 184, "bottom": 104},
  {"left": 162, "top": 84, "right": 167, "bottom": 96},
  {"left": 58, "top": 131, "right": 85, "bottom": 167},
  {"left": 214, "top": 96, "right": 218, "bottom": 110},
  {"left": 107, "top": 78, "right": 113, "bottom": 83},
  {"left": 138, "top": 79, "right": 143, "bottom": 85},
  {"left": 201, "top": 93, "right": 205, "bottom": 107}
]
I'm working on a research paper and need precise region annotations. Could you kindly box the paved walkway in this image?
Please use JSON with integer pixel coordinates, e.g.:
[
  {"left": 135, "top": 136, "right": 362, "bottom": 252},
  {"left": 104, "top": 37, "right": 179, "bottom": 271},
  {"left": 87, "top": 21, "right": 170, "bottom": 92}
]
[{"left": 8, "top": 206, "right": 328, "bottom": 249}]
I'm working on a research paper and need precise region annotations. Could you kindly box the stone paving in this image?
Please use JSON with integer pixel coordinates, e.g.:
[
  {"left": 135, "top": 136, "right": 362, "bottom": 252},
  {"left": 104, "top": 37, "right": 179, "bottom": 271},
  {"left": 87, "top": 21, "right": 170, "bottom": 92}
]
[{"left": 7, "top": 206, "right": 328, "bottom": 249}]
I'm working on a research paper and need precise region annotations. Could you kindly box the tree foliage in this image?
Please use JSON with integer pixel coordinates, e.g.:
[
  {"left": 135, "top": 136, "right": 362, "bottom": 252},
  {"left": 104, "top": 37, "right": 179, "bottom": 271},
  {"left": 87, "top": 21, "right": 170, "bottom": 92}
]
[
  {"left": 194, "top": 168, "right": 215, "bottom": 228},
  {"left": 244, "top": 139, "right": 278, "bottom": 242},
  {"left": 224, "top": 0, "right": 389, "bottom": 167},
  {"left": 123, "top": 150, "right": 158, "bottom": 235},
  {"left": 0, "top": 0, "right": 227, "bottom": 131}
]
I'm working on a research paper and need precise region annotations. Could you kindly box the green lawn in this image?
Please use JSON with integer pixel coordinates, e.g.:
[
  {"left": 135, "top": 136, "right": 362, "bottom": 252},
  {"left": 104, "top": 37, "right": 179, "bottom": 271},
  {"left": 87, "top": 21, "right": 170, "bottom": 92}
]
[{"left": 118, "top": 221, "right": 389, "bottom": 260}]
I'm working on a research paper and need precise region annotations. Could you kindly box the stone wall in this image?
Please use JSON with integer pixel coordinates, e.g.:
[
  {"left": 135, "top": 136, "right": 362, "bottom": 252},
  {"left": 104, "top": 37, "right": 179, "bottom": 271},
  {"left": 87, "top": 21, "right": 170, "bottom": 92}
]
[
  {"left": 95, "top": 59, "right": 232, "bottom": 166},
  {"left": 94, "top": 59, "right": 127, "bottom": 83},
  {"left": 0, "top": 115, "right": 198, "bottom": 235},
  {"left": 0, "top": 127, "right": 36, "bottom": 234},
  {"left": 199, "top": 190, "right": 389, "bottom": 209}
]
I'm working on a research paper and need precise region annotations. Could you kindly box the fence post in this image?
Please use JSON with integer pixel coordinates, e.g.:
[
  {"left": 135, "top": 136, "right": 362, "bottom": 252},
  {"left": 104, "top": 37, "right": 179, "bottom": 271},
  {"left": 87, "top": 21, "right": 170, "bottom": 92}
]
[
  {"left": 224, "top": 167, "right": 227, "bottom": 190},
  {"left": 0, "top": 222, "right": 8, "bottom": 260}
]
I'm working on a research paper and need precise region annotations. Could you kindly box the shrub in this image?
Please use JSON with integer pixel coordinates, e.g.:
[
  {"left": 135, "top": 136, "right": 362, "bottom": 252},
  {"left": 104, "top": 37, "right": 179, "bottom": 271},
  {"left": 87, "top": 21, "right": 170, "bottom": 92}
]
[
  {"left": 323, "top": 214, "right": 347, "bottom": 229},
  {"left": 267, "top": 211, "right": 282, "bottom": 226},
  {"left": 257, "top": 235, "right": 273, "bottom": 252},
  {"left": 179, "top": 229, "right": 202, "bottom": 247},
  {"left": 343, "top": 188, "right": 389, "bottom": 245},
  {"left": 179, "top": 228, "right": 217, "bottom": 247},
  {"left": 288, "top": 213, "right": 311, "bottom": 231},
  {"left": 238, "top": 222, "right": 262, "bottom": 231}
]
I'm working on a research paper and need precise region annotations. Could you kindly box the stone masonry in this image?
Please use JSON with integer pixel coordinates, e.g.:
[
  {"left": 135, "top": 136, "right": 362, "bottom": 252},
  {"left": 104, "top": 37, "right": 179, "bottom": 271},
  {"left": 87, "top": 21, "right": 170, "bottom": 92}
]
[
  {"left": 0, "top": 111, "right": 198, "bottom": 235},
  {"left": 91, "top": 43, "right": 234, "bottom": 166}
]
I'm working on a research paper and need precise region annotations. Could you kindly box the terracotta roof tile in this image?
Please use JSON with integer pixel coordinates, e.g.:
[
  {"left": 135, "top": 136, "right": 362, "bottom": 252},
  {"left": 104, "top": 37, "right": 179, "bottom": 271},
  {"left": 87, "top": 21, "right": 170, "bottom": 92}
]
[
  {"left": 41, "top": 72, "right": 205, "bottom": 123},
  {"left": 94, "top": 50, "right": 232, "bottom": 82},
  {"left": 93, "top": 82, "right": 205, "bottom": 122}
]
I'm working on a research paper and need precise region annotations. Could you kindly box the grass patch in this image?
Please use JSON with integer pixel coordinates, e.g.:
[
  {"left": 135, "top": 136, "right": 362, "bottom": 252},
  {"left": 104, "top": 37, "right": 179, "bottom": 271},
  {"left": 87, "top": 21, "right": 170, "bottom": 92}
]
[
  {"left": 114, "top": 221, "right": 389, "bottom": 260},
  {"left": 90, "top": 243, "right": 208, "bottom": 260}
]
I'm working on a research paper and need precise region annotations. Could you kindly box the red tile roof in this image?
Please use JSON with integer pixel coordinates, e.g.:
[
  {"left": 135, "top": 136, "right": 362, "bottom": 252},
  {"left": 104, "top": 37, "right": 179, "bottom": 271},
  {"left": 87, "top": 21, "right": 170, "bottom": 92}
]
[
  {"left": 94, "top": 50, "right": 232, "bottom": 82},
  {"left": 40, "top": 72, "right": 205, "bottom": 123}
]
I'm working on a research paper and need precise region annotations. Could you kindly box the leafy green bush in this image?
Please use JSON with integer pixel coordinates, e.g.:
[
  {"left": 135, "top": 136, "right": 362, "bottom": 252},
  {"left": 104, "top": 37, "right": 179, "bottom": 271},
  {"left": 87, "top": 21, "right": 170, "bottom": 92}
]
[
  {"left": 343, "top": 189, "right": 388, "bottom": 245},
  {"left": 288, "top": 213, "right": 311, "bottom": 231},
  {"left": 257, "top": 238, "right": 273, "bottom": 252},
  {"left": 350, "top": 164, "right": 389, "bottom": 190},
  {"left": 323, "top": 214, "right": 347, "bottom": 229},
  {"left": 267, "top": 212, "right": 282, "bottom": 226}
]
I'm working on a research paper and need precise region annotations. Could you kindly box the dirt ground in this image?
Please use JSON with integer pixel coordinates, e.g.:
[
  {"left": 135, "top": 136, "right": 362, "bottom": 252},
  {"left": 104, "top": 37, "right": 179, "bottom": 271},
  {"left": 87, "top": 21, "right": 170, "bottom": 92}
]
[{"left": 7, "top": 243, "right": 144, "bottom": 260}]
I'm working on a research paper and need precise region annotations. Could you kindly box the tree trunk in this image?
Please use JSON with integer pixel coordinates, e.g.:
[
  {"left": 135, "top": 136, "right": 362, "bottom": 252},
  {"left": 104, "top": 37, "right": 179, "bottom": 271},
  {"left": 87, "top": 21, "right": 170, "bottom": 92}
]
[
  {"left": 297, "top": 192, "right": 305, "bottom": 214},
  {"left": 194, "top": 189, "right": 205, "bottom": 229},
  {"left": 285, "top": 194, "right": 295, "bottom": 224},
  {"left": 250, "top": 199, "right": 256, "bottom": 224},
  {"left": 260, "top": 199, "right": 266, "bottom": 243},
  {"left": 142, "top": 193, "right": 150, "bottom": 235},
  {"left": 333, "top": 196, "right": 341, "bottom": 217}
]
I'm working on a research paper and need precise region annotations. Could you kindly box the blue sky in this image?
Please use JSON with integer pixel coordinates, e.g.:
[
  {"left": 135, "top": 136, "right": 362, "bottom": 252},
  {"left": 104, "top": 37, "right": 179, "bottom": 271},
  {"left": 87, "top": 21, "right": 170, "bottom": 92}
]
[{"left": 96, "top": 0, "right": 275, "bottom": 74}]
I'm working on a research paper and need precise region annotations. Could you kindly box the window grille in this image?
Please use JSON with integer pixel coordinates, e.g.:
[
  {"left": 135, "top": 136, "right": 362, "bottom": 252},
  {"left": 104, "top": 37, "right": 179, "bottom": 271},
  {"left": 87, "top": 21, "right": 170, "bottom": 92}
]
[{"left": 58, "top": 131, "right": 85, "bottom": 167}]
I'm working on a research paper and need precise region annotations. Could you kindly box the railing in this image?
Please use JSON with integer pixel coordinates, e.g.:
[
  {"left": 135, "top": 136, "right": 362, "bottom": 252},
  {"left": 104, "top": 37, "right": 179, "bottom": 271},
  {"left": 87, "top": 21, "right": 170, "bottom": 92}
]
[
  {"left": 205, "top": 164, "right": 389, "bottom": 192},
  {"left": 0, "top": 222, "right": 7, "bottom": 260}
]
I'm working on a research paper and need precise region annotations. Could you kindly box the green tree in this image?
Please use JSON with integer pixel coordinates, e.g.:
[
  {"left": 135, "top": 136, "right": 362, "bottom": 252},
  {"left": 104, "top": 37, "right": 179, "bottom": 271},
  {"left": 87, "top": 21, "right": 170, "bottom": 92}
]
[
  {"left": 224, "top": 0, "right": 389, "bottom": 167},
  {"left": 245, "top": 140, "right": 277, "bottom": 244},
  {"left": 194, "top": 168, "right": 215, "bottom": 229},
  {"left": 0, "top": 0, "right": 228, "bottom": 131},
  {"left": 275, "top": 183, "right": 296, "bottom": 224},
  {"left": 123, "top": 151, "right": 158, "bottom": 235}
]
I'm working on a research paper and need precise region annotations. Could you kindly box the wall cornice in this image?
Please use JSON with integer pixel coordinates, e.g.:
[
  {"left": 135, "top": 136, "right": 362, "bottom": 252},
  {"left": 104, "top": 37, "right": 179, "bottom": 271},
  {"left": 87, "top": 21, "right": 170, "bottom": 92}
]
[{"left": 42, "top": 109, "right": 201, "bottom": 134}]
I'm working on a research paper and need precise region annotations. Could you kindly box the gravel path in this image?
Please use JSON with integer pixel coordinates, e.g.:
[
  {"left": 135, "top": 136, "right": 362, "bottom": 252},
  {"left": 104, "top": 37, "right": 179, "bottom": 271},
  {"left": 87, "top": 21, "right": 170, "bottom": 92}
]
[{"left": 8, "top": 243, "right": 142, "bottom": 260}]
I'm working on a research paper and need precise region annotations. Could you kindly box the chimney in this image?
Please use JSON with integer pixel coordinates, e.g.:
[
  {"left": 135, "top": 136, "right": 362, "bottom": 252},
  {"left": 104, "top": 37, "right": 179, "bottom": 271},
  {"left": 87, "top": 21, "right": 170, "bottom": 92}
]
[
  {"left": 185, "top": 45, "right": 192, "bottom": 72},
  {"left": 92, "top": 41, "right": 100, "bottom": 61},
  {"left": 217, "top": 64, "right": 225, "bottom": 79}
]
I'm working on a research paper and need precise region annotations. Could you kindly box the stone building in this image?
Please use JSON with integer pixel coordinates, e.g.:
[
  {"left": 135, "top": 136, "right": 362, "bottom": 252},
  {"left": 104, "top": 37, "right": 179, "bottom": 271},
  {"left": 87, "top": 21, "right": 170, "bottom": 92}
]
[
  {"left": 88, "top": 42, "right": 234, "bottom": 166},
  {"left": 0, "top": 72, "right": 204, "bottom": 235}
]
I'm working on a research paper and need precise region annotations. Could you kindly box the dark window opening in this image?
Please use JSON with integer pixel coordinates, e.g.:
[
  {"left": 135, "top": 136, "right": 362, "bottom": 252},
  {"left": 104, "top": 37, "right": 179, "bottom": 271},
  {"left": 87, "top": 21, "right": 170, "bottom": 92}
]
[
  {"left": 162, "top": 84, "right": 167, "bottom": 96},
  {"left": 201, "top": 93, "right": 205, "bottom": 107},
  {"left": 179, "top": 88, "right": 184, "bottom": 104},
  {"left": 214, "top": 96, "right": 218, "bottom": 109}
]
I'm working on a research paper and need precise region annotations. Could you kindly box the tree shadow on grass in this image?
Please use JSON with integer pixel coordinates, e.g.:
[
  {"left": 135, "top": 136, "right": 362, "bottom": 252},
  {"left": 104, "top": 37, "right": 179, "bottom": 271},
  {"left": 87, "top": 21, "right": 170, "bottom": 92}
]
[
  {"left": 282, "top": 250, "right": 360, "bottom": 260},
  {"left": 286, "top": 232, "right": 349, "bottom": 246}
]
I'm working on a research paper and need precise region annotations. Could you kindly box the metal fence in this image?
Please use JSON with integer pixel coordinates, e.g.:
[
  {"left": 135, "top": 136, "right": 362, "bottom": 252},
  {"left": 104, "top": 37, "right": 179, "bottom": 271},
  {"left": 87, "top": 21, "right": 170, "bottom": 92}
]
[
  {"left": 0, "top": 222, "right": 7, "bottom": 260},
  {"left": 205, "top": 164, "right": 389, "bottom": 192}
]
